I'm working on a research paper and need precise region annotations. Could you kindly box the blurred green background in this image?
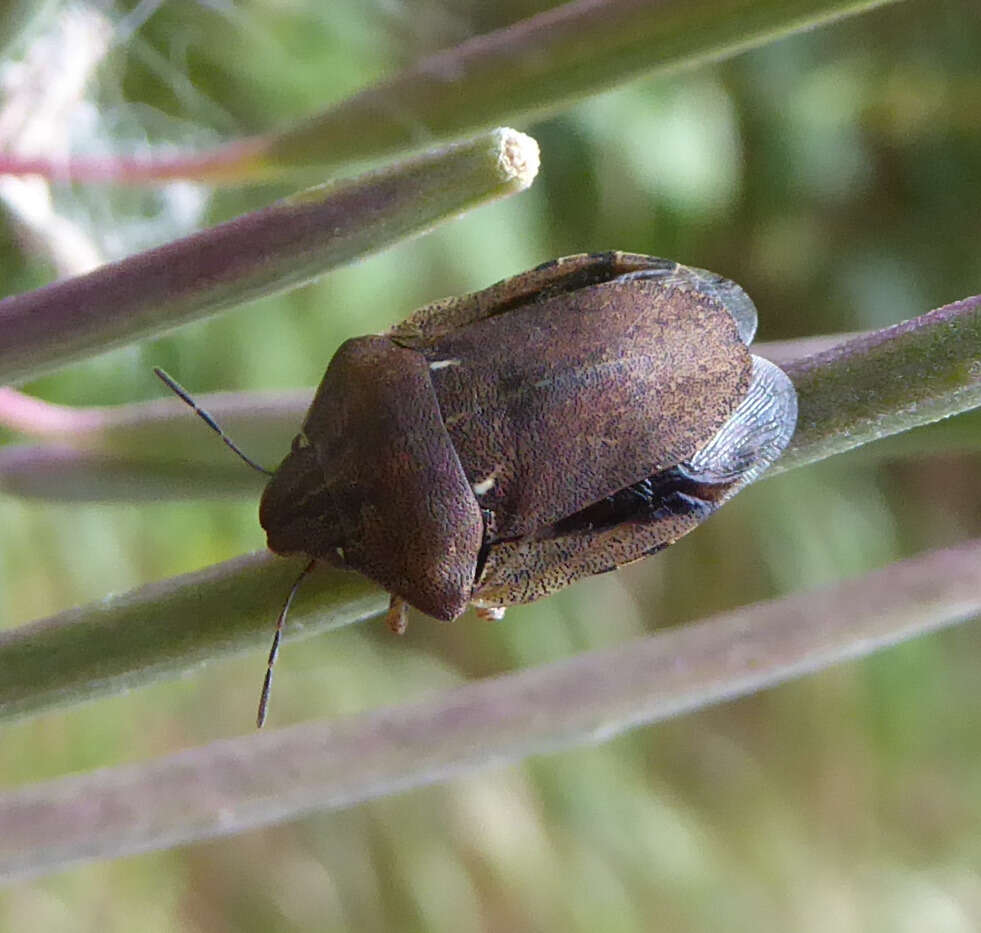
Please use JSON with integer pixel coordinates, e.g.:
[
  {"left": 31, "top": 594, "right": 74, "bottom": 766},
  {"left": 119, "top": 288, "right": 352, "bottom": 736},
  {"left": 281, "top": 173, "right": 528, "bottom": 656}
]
[{"left": 2, "top": 0, "right": 981, "bottom": 929}]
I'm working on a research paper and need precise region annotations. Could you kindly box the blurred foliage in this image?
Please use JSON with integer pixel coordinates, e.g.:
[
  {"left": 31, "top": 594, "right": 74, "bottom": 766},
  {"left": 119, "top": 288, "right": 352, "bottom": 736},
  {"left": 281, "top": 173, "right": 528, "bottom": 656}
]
[{"left": 1, "top": 0, "right": 980, "bottom": 930}]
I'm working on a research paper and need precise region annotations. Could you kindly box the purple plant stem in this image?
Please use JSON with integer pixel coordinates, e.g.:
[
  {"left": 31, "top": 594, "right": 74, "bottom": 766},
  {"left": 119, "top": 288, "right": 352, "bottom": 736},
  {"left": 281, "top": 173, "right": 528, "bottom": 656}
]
[
  {"left": 777, "top": 294, "right": 981, "bottom": 472},
  {"left": 0, "top": 536, "right": 977, "bottom": 882},
  {"left": 0, "top": 128, "right": 539, "bottom": 385},
  {"left": 0, "top": 0, "right": 899, "bottom": 183}
]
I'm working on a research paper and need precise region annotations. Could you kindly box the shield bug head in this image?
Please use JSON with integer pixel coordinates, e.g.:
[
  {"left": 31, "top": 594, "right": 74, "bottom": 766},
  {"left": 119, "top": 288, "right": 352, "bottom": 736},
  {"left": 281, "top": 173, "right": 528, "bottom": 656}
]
[{"left": 162, "top": 252, "right": 797, "bottom": 726}]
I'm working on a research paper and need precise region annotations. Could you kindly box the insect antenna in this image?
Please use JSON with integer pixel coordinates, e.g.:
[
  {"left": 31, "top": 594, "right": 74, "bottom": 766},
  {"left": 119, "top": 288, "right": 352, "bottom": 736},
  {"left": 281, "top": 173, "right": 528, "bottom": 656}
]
[
  {"left": 153, "top": 367, "right": 273, "bottom": 476},
  {"left": 257, "top": 559, "right": 316, "bottom": 728}
]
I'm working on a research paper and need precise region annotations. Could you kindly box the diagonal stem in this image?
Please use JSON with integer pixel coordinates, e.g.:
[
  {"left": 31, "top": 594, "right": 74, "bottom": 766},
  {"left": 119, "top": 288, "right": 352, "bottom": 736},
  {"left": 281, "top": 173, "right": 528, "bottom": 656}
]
[
  {"left": 0, "top": 536, "right": 977, "bottom": 883},
  {"left": 0, "top": 128, "right": 539, "bottom": 385},
  {"left": 0, "top": 0, "right": 903, "bottom": 183},
  {"left": 775, "top": 294, "right": 981, "bottom": 473}
]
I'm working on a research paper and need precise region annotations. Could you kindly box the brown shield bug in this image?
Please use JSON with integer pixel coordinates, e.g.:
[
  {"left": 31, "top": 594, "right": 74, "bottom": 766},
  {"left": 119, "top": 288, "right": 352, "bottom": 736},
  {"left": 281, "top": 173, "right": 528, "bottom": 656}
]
[{"left": 158, "top": 251, "right": 797, "bottom": 725}]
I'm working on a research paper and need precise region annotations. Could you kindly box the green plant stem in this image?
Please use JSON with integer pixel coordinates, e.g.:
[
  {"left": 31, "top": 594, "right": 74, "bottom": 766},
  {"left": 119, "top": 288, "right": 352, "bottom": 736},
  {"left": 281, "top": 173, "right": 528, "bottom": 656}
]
[
  {"left": 0, "top": 128, "right": 539, "bottom": 385},
  {"left": 259, "top": 0, "right": 902, "bottom": 175},
  {"left": 0, "top": 0, "right": 902, "bottom": 182},
  {"left": 0, "top": 553, "right": 386, "bottom": 723},
  {"left": 775, "top": 294, "right": 981, "bottom": 473},
  {"left": 0, "top": 536, "right": 977, "bottom": 883}
]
